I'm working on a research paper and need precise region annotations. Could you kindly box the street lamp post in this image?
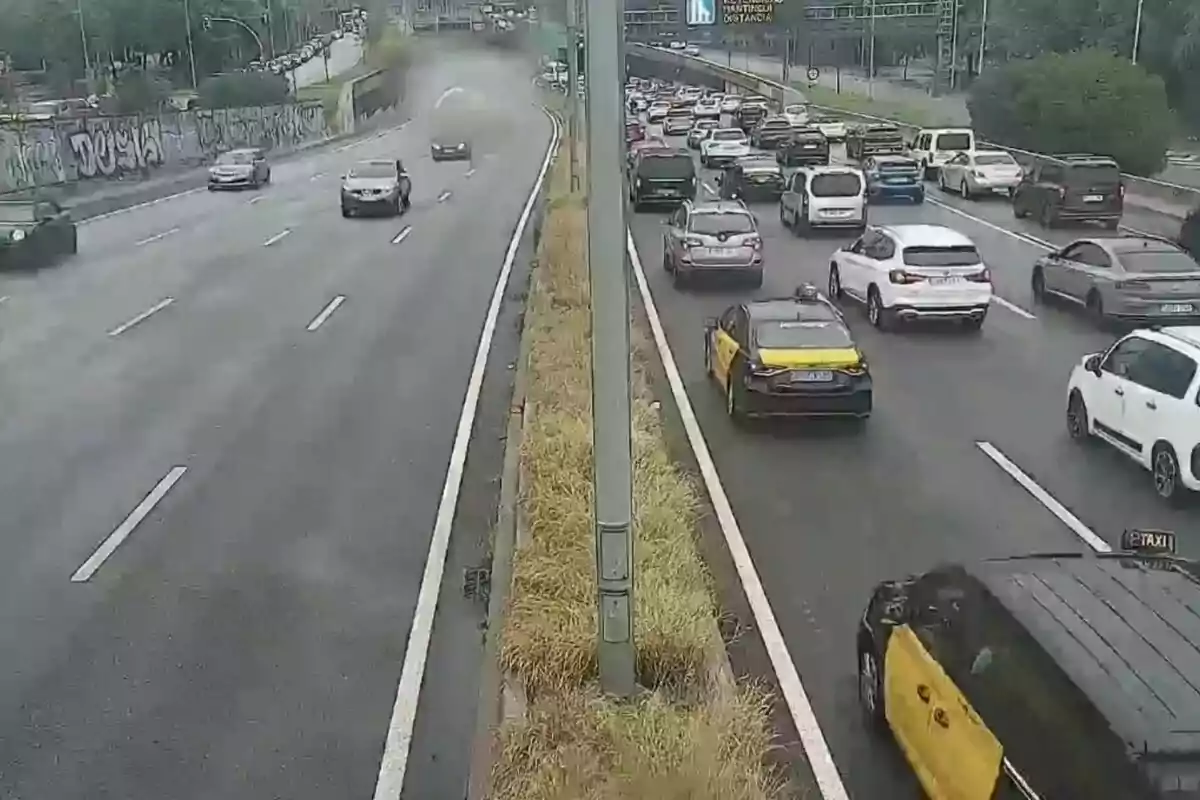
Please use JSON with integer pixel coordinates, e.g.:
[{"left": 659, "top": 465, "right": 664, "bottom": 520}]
[
  {"left": 977, "top": 0, "right": 989, "bottom": 75},
  {"left": 866, "top": 0, "right": 876, "bottom": 99},
  {"left": 183, "top": 0, "right": 199, "bottom": 89},
  {"left": 75, "top": 0, "right": 93, "bottom": 92},
  {"left": 1131, "top": 0, "right": 1145, "bottom": 64}
]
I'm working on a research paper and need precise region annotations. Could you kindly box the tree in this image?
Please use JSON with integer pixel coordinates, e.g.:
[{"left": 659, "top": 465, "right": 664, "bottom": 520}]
[
  {"left": 967, "top": 48, "right": 1172, "bottom": 176},
  {"left": 197, "top": 70, "right": 287, "bottom": 108}
]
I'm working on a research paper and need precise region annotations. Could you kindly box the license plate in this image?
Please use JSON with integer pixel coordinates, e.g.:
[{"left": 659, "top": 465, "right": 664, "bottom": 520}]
[
  {"left": 802, "top": 144, "right": 817, "bottom": 149},
  {"left": 884, "top": 177, "right": 913, "bottom": 184},
  {"left": 693, "top": 246, "right": 737, "bottom": 258},
  {"left": 1161, "top": 303, "right": 1194, "bottom": 313},
  {"left": 929, "top": 276, "right": 963, "bottom": 285},
  {"left": 822, "top": 209, "right": 853, "bottom": 217},
  {"left": 750, "top": 176, "right": 773, "bottom": 183},
  {"left": 791, "top": 370, "right": 833, "bottom": 382},
  {"left": 1083, "top": 194, "right": 1103, "bottom": 202}
]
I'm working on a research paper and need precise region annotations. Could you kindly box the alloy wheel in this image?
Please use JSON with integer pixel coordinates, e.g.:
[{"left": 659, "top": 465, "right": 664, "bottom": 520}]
[{"left": 1154, "top": 448, "right": 1179, "bottom": 499}]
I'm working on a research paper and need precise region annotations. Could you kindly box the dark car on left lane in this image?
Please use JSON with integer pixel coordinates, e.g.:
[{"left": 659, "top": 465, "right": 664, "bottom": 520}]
[
  {"left": 718, "top": 156, "right": 785, "bottom": 202},
  {"left": 0, "top": 199, "right": 77, "bottom": 270},
  {"left": 207, "top": 147, "right": 271, "bottom": 190},
  {"left": 340, "top": 159, "right": 411, "bottom": 217}
]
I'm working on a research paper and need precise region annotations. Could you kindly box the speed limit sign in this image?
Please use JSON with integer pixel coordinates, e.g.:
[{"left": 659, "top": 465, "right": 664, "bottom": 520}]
[{"left": 806, "top": 66, "right": 820, "bottom": 81}]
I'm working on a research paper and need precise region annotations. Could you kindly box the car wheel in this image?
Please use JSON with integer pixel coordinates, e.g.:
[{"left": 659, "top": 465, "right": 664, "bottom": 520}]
[
  {"left": 662, "top": 248, "right": 673, "bottom": 272},
  {"left": 867, "top": 287, "right": 892, "bottom": 330},
  {"left": 341, "top": 205, "right": 351, "bottom": 218},
  {"left": 672, "top": 267, "right": 688, "bottom": 289},
  {"left": 1066, "top": 391, "right": 1091, "bottom": 442},
  {"left": 1086, "top": 291, "right": 1109, "bottom": 327},
  {"left": 746, "top": 268, "right": 763, "bottom": 289},
  {"left": 66, "top": 228, "right": 78, "bottom": 255},
  {"left": 1031, "top": 268, "right": 1047, "bottom": 303},
  {"left": 725, "top": 363, "right": 745, "bottom": 422},
  {"left": 857, "top": 643, "right": 886, "bottom": 728},
  {"left": 960, "top": 179, "right": 971, "bottom": 199},
  {"left": 1013, "top": 194, "right": 1028, "bottom": 218},
  {"left": 828, "top": 264, "right": 844, "bottom": 300},
  {"left": 937, "top": 171, "right": 948, "bottom": 192},
  {"left": 962, "top": 315, "right": 985, "bottom": 333},
  {"left": 1152, "top": 443, "right": 1186, "bottom": 505},
  {"left": 1104, "top": 218, "right": 1120, "bottom": 230}
]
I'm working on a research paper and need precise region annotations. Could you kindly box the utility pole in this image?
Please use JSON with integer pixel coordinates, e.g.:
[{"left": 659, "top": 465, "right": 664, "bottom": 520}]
[
  {"left": 867, "top": 0, "right": 876, "bottom": 99},
  {"left": 75, "top": 0, "right": 93, "bottom": 93},
  {"left": 976, "top": 0, "right": 988, "bottom": 74},
  {"left": 183, "top": 0, "right": 198, "bottom": 89},
  {"left": 566, "top": 0, "right": 580, "bottom": 190},
  {"left": 584, "top": 0, "right": 636, "bottom": 699},
  {"left": 1131, "top": 0, "right": 1145, "bottom": 64},
  {"left": 264, "top": 0, "right": 276, "bottom": 59},
  {"left": 948, "top": 0, "right": 961, "bottom": 91}
]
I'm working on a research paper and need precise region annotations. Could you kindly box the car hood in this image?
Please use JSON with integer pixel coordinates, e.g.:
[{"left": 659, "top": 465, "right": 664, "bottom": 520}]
[{"left": 343, "top": 178, "right": 398, "bottom": 191}]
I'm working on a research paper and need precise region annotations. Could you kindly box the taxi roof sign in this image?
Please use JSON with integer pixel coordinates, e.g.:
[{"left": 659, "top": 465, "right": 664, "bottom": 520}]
[{"left": 1119, "top": 528, "right": 1177, "bottom": 555}]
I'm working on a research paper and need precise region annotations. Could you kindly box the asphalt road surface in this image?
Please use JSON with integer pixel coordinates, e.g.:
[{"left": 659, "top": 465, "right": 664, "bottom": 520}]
[
  {"left": 0, "top": 44, "right": 551, "bottom": 800},
  {"left": 628, "top": 122, "right": 1200, "bottom": 799},
  {"left": 292, "top": 34, "right": 364, "bottom": 90}
]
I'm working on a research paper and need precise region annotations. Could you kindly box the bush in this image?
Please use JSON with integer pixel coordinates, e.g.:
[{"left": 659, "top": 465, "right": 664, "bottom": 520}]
[
  {"left": 967, "top": 48, "right": 1173, "bottom": 177},
  {"left": 365, "top": 26, "right": 411, "bottom": 73},
  {"left": 198, "top": 71, "right": 289, "bottom": 109},
  {"left": 112, "top": 71, "right": 173, "bottom": 114}
]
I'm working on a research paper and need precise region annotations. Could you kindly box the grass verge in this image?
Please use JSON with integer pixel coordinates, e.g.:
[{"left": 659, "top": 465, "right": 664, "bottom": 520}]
[
  {"left": 488, "top": 142, "right": 788, "bottom": 798},
  {"left": 801, "top": 82, "right": 959, "bottom": 129}
]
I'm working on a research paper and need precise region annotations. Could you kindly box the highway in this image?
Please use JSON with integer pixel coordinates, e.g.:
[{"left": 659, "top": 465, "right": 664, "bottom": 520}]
[
  {"left": 0, "top": 44, "right": 551, "bottom": 800},
  {"left": 628, "top": 126, "right": 1200, "bottom": 798}
]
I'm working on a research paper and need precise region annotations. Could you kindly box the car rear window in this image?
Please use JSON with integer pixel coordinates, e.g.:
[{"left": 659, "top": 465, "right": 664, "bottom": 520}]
[
  {"left": 1120, "top": 250, "right": 1200, "bottom": 273},
  {"left": 638, "top": 154, "right": 695, "bottom": 179},
  {"left": 754, "top": 319, "right": 853, "bottom": 349},
  {"left": 975, "top": 153, "right": 1016, "bottom": 166},
  {"left": 935, "top": 132, "right": 972, "bottom": 150},
  {"left": 761, "top": 120, "right": 790, "bottom": 129},
  {"left": 690, "top": 212, "right": 754, "bottom": 235},
  {"left": 1066, "top": 164, "right": 1121, "bottom": 186},
  {"left": 810, "top": 173, "right": 863, "bottom": 197},
  {"left": 878, "top": 160, "right": 918, "bottom": 172},
  {"left": 712, "top": 130, "right": 745, "bottom": 141},
  {"left": 902, "top": 246, "right": 983, "bottom": 267},
  {"left": 217, "top": 151, "right": 254, "bottom": 164}
]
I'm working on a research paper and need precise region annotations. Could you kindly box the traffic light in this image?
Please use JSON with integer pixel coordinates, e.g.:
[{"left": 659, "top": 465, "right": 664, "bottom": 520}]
[{"left": 261, "top": 11, "right": 269, "bottom": 25}]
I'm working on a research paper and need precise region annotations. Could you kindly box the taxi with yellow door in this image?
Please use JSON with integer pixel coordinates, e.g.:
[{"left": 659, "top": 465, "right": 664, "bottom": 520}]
[
  {"left": 703, "top": 284, "right": 872, "bottom": 422},
  {"left": 857, "top": 528, "right": 1200, "bottom": 799}
]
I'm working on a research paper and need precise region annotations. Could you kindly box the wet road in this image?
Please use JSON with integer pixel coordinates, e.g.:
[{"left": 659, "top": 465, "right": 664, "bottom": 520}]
[
  {"left": 627, "top": 126, "right": 1200, "bottom": 798},
  {"left": 0, "top": 45, "right": 551, "bottom": 800}
]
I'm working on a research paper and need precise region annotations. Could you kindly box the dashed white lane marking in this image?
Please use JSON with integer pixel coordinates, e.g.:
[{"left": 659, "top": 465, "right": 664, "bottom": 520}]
[
  {"left": 626, "top": 231, "right": 851, "bottom": 800},
  {"left": 992, "top": 295, "right": 1036, "bottom": 319},
  {"left": 925, "top": 196, "right": 1055, "bottom": 250},
  {"left": 305, "top": 295, "right": 346, "bottom": 331},
  {"left": 108, "top": 297, "right": 175, "bottom": 337},
  {"left": 976, "top": 441, "right": 1111, "bottom": 552},
  {"left": 702, "top": 181, "right": 717, "bottom": 195},
  {"left": 310, "top": 172, "right": 324, "bottom": 181},
  {"left": 370, "top": 108, "right": 561, "bottom": 800},
  {"left": 249, "top": 195, "right": 267, "bottom": 204},
  {"left": 391, "top": 226, "right": 412, "bottom": 245},
  {"left": 0, "top": 295, "right": 9, "bottom": 304},
  {"left": 135, "top": 227, "right": 180, "bottom": 246},
  {"left": 263, "top": 229, "right": 291, "bottom": 247},
  {"left": 70, "top": 466, "right": 188, "bottom": 582},
  {"left": 464, "top": 168, "right": 476, "bottom": 178},
  {"left": 437, "top": 190, "right": 452, "bottom": 203}
]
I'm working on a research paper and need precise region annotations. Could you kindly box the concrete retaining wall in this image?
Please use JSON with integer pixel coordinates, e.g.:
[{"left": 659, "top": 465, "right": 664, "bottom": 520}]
[{"left": 0, "top": 102, "right": 327, "bottom": 195}]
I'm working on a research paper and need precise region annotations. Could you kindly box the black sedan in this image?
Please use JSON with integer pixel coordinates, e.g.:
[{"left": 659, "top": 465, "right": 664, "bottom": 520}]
[
  {"left": 719, "top": 158, "right": 785, "bottom": 202},
  {"left": 0, "top": 199, "right": 77, "bottom": 270},
  {"left": 776, "top": 128, "right": 830, "bottom": 167}
]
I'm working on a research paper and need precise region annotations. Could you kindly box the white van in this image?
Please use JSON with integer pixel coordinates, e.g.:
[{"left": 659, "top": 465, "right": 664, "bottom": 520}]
[
  {"left": 778, "top": 165, "right": 867, "bottom": 235},
  {"left": 907, "top": 128, "right": 976, "bottom": 180}
]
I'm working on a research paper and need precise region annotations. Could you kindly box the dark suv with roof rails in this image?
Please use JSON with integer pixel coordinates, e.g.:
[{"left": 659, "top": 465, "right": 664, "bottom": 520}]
[
  {"left": 858, "top": 529, "right": 1200, "bottom": 799},
  {"left": 1012, "top": 153, "right": 1124, "bottom": 230},
  {"left": 628, "top": 147, "right": 696, "bottom": 211}
]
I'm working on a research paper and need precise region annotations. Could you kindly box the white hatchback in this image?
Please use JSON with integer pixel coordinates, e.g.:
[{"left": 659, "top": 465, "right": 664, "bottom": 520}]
[{"left": 827, "top": 224, "right": 993, "bottom": 331}]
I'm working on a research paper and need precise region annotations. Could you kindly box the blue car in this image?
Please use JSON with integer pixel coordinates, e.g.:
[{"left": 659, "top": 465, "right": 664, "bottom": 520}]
[{"left": 864, "top": 155, "right": 925, "bottom": 204}]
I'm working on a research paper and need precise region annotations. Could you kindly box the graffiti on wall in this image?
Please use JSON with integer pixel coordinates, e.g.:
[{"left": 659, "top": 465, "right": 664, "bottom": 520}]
[
  {"left": 65, "top": 117, "right": 164, "bottom": 179},
  {"left": 0, "top": 102, "right": 328, "bottom": 194}
]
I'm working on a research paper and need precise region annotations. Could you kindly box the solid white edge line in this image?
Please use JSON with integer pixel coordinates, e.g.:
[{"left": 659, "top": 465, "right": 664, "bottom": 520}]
[
  {"left": 370, "top": 107, "right": 562, "bottom": 800},
  {"left": 70, "top": 466, "right": 188, "bottom": 582},
  {"left": 135, "top": 227, "right": 181, "bottom": 246},
  {"left": 81, "top": 188, "right": 205, "bottom": 224},
  {"left": 391, "top": 226, "right": 412, "bottom": 245},
  {"left": 626, "top": 231, "right": 851, "bottom": 800},
  {"left": 925, "top": 196, "right": 1054, "bottom": 250},
  {"left": 249, "top": 195, "right": 267, "bottom": 204},
  {"left": 437, "top": 190, "right": 452, "bottom": 202},
  {"left": 108, "top": 297, "right": 175, "bottom": 337},
  {"left": 975, "top": 441, "right": 1111, "bottom": 552},
  {"left": 464, "top": 168, "right": 476, "bottom": 178},
  {"left": 263, "top": 229, "right": 291, "bottom": 247},
  {"left": 306, "top": 295, "right": 346, "bottom": 331}
]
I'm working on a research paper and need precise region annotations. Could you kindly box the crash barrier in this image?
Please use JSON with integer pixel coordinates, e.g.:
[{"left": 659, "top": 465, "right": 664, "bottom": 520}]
[
  {"left": 348, "top": 68, "right": 401, "bottom": 122},
  {"left": 628, "top": 43, "right": 1200, "bottom": 218},
  {"left": 0, "top": 102, "right": 328, "bottom": 195}
]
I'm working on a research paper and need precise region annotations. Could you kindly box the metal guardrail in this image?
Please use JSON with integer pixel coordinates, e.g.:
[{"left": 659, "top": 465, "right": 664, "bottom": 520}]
[{"left": 628, "top": 43, "right": 1199, "bottom": 219}]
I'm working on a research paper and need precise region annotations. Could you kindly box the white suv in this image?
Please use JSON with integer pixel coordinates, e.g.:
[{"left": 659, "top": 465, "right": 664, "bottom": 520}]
[
  {"left": 827, "top": 224, "right": 993, "bottom": 331},
  {"left": 1066, "top": 326, "right": 1200, "bottom": 504},
  {"left": 701, "top": 129, "right": 750, "bottom": 167}
]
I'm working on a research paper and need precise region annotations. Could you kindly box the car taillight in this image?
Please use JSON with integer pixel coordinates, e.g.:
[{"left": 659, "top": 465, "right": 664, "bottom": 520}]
[
  {"left": 748, "top": 236, "right": 763, "bottom": 250},
  {"left": 972, "top": 170, "right": 986, "bottom": 179},
  {"left": 684, "top": 236, "right": 703, "bottom": 247},
  {"left": 1115, "top": 280, "right": 1151, "bottom": 290},
  {"left": 889, "top": 269, "right": 925, "bottom": 284},
  {"left": 966, "top": 269, "right": 991, "bottom": 283},
  {"left": 1119, "top": 184, "right": 1126, "bottom": 199},
  {"left": 1058, "top": 186, "right": 1066, "bottom": 198}
]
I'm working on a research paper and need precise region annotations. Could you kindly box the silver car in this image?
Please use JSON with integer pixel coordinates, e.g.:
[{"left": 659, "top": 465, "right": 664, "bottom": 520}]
[
  {"left": 208, "top": 148, "right": 270, "bottom": 190},
  {"left": 340, "top": 160, "right": 409, "bottom": 217},
  {"left": 937, "top": 150, "right": 1024, "bottom": 199},
  {"left": 686, "top": 119, "right": 720, "bottom": 149},
  {"left": 1031, "top": 235, "right": 1200, "bottom": 325},
  {"left": 662, "top": 200, "right": 764, "bottom": 288}
]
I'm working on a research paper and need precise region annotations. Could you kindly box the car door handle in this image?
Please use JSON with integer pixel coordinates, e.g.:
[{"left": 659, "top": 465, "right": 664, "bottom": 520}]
[
  {"left": 916, "top": 684, "right": 931, "bottom": 703},
  {"left": 1146, "top": 400, "right": 1156, "bottom": 409},
  {"left": 933, "top": 708, "right": 950, "bottom": 728},
  {"left": 1114, "top": 388, "right": 1124, "bottom": 396}
]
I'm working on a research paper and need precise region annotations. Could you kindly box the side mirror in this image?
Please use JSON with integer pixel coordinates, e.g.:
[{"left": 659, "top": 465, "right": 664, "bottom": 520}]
[
  {"left": 1085, "top": 354, "right": 1102, "bottom": 374},
  {"left": 704, "top": 316, "right": 717, "bottom": 330}
]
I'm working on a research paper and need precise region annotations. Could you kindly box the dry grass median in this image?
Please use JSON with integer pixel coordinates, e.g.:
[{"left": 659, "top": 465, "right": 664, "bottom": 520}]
[{"left": 488, "top": 145, "right": 788, "bottom": 799}]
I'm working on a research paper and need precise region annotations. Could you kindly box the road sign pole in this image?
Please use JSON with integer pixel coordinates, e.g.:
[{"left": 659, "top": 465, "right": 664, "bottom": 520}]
[
  {"left": 584, "top": 0, "right": 636, "bottom": 698},
  {"left": 566, "top": 0, "right": 579, "bottom": 191}
]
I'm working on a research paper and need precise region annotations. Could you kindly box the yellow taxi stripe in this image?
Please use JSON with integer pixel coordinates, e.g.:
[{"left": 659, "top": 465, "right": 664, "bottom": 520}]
[{"left": 757, "top": 347, "right": 861, "bottom": 368}]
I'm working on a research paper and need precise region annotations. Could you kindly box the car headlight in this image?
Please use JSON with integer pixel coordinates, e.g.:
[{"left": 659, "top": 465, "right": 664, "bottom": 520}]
[{"left": 11, "top": 229, "right": 25, "bottom": 242}]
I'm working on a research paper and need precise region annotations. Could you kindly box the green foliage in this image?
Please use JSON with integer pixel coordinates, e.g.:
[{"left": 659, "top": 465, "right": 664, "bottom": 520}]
[
  {"left": 365, "top": 26, "right": 410, "bottom": 73},
  {"left": 967, "top": 49, "right": 1173, "bottom": 176},
  {"left": 112, "top": 71, "right": 173, "bottom": 113},
  {"left": 197, "top": 70, "right": 289, "bottom": 109}
]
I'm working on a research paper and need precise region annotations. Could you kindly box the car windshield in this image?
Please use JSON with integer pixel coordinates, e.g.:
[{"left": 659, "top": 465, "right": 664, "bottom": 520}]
[
  {"left": 935, "top": 132, "right": 972, "bottom": 150},
  {"left": 216, "top": 151, "right": 254, "bottom": 165},
  {"left": 638, "top": 154, "right": 694, "bottom": 179},
  {"left": 712, "top": 130, "right": 745, "bottom": 141},
  {"left": 811, "top": 173, "right": 863, "bottom": 197},
  {"left": 902, "top": 245, "right": 983, "bottom": 267},
  {"left": 1066, "top": 164, "right": 1121, "bottom": 186},
  {"left": 348, "top": 163, "right": 396, "bottom": 178},
  {"left": 975, "top": 153, "right": 1016, "bottom": 166},
  {"left": 690, "top": 212, "right": 754, "bottom": 235},
  {"left": 754, "top": 319, "right": 853, "bottom": 349},
  {"left": 1120, "top": 249, "right": 1200, "bottom": 273},
  {"left": 0, "top": 203, "right": 36, "bottom": 223}
]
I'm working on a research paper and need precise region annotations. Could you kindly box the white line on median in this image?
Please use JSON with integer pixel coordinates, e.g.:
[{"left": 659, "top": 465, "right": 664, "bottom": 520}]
[
  {"left": 626, "top": 231, "right": 851, "bottom": 800},
  {"left": 975, "top": 441, "right": 1110, "bottom": 552},
  {"left": 391, "top": 226, "right": 412, "bottom": 244},
  {"left": 925, "top": 196, "right": 1056, "bottom": 250},
  {"left": 135, "top": 227, "right": 180, "bottom": 246},
  {"left": 992, "top": 295, "right": 1036, "bottom": 319},
  {"left": 108, "top": 297, "right": 175, "bottom": 337},
  {"left": 437, "top": 190, "right": 451, "bottom": 203},
  {"left": 310, "top": 172, "right": 324, "bottom": 181},
  {"left": 0, "top": 295, "right": 8, "bottom": 304},
  {"left": 81, "top": 188, "right": 206, "bottom": 225},
  {"left": 71, "top": 466, "right": 188, "bottom": 582},
  {"left": 370, "top": 109, "right": 561, "bottom": 800},
  {"left": 263, "top": 229, "right": 291, "bottom": 247},
  {"left": 249, "top": 195, "right": 267, "bottom": 204},
  {"left": 306, "top": 295, "right": 346, "bottom": 331},
  {"left": 464, "top": 168, "right": 476, "bottom": 178},
  {"left": 702, "top": 181, "right": 717, "bottom": 195}
]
